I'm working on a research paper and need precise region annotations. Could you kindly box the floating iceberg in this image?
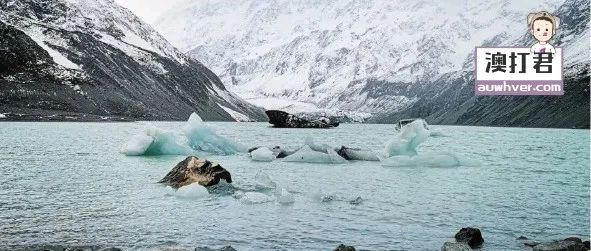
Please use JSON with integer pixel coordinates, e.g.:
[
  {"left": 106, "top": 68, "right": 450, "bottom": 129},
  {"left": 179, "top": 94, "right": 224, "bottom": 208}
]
[
  {"left": 183, "top": 113, "right": 247, "bottom": 155},
  {"left": 250, "top": 147, "right": 275, "bottom": 162},
  {"left": 383, "top": 119, "right": 430, "bottom": 157},
  {"left": 282, "top": 145, "right": 347, "bottom": 164},
  {"left": 121, "top": 113, "right": 246, "bottom": 156},
  {"left": 382, "top": 152, "right": 480, "bottom": 168},
  {"left": 275, "top": 188, "right": 295, "bottom": 205},
  {"left": 121, "top": 126, "right": 192, "bottom": 156}
]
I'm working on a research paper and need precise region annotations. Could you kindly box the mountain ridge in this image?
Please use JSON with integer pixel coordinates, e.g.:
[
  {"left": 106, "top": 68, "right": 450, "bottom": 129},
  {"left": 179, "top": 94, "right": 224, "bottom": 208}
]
[
  {"left": 154, "top": 0, "right": 589, "bottom": 128},
  {"left": 0, "top": 0, "right": 266, "bottom": 121}
]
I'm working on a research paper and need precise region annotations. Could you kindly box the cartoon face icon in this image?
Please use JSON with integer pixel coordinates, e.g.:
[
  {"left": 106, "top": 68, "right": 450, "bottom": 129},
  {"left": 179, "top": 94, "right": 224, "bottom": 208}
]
[
  {"left": 531, "top": 17, "right": 554, "bottom": 42},
  {"left": 527, "top": 11, "right": 560, "bottom": 44}
]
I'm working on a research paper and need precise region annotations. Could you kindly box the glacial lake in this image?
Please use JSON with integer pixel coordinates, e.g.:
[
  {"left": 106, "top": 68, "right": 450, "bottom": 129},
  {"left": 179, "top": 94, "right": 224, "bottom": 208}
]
[{"left": 0, "top": 122, "right": 589, "bottom": 250}]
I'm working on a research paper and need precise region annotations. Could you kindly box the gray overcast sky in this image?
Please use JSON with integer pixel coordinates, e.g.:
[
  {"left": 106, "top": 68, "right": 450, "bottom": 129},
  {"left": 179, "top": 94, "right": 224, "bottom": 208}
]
[{"left": 113, "top": 0, "right": 188, "bottom": 24}]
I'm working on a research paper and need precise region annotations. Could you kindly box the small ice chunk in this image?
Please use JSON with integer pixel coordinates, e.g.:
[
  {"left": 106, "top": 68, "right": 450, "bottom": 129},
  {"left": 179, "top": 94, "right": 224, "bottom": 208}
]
[
  {"left": 310, "top": 191, "right": 336, "bottom": 202},
  {"left": 276, "top": 188, "right": 295, "bottom": 205},
  {"left": 0, "top": 113, "right": 6, "bottom": 119},
  {"left": 175, "top": 183, "right": 209, "bottom": 198},
  {"left": 250, "top": 147, "right": 275, "bottom": 162},
  {"left": 255, "top": 170, "right": 277, "bottom": 189},
  {"left": 282, "top": 145, "right": 347, "bottom": 164},
  {"left": 239, "top": 192, "right": 274, "bottom": 204}
]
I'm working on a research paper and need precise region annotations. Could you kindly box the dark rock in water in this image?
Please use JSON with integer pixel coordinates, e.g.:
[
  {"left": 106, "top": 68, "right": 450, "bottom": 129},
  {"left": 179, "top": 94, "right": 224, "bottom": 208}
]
[
  {"left": 321, "top": 195, "right": 336, "bottom": 202},
  {"left": 265, "top": 110, "right": 339, "bottom": 128},
  {"left": 195, "top": 246, "right": 237, "bottom": 251},
  {"left": 517, "top": 236, "right": 529, "bottom": 240},
  {"left": 440, "top": 242, "right": 472, "bottom": 251},
  {"left": 159, "top": 156, "right": 232, "bottom": 188},
  {"left": 564, "top": 237, "right": 583, "bottom": 243},
  {"left": 349, "top": 196, "right": 363, "bottom": 205},
  {"left": 583, "top": 240, "right": 590, "bottom": 250},
  {"left": 334, "top": 244, "right": 356, "bottom": 251},
  {"left": 533, "top": 238, "right": 586, "bottom": 251},
  {"left": 454, "top": 227, "right": 484, "bottom": 248},
  {"left": 336, "top": 146, "right": 360, "bottom": 160}
]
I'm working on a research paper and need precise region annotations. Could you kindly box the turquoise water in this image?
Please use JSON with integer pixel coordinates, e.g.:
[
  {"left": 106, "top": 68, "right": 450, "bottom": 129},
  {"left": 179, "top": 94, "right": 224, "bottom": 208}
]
[{"left": 0, "top": 122, "right": 589, "bottom": 250}]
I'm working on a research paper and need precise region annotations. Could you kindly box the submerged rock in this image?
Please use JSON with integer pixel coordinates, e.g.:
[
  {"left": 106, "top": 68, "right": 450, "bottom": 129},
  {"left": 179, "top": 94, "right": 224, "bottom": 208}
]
[
  {"left": 441, "top": 242, "right": 472, "bottom": 251},
  {"left": 533, "top": 237, "right": 587, "bottom": 251},
  {"left": 265, "top": 110, "right": 339, "bottom": 128},
  {"left": 454, "top": 227, "right": 484, "bottom": 248},
  {"left": 349, "top": 196, "right": 363, "bottom": 205},
  {"left": 334, "top": 244, "right": 356, "bottom": 251},
  {"left": 195, "top": 246, "right": 237, "bottom": 251},
  {"left": 159, "top": 156, "right": 232, "bottom": 188}
]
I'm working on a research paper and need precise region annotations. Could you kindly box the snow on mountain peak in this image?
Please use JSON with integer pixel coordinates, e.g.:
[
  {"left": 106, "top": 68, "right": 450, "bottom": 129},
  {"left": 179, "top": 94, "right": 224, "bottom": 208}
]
[
  {"left": 154, "top": 0, "right": 564, "bottom": 114},
  {"left": 2, "top": 0, "right": 187, "bottom": 65}
]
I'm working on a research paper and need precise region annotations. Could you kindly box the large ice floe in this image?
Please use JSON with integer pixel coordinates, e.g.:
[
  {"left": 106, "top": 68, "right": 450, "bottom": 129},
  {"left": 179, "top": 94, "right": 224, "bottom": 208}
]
[
  {"left": 270, "top": 119, "right": 475, "bottom": 167},
  {"left": 121, "top": 113, "right": 246, "bottom": 156}
]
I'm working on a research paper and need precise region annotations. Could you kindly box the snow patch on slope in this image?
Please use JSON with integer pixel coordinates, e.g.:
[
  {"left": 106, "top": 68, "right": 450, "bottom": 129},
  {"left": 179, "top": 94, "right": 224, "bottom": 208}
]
[
  {"left": 22, "top": 28, "right": 80, "bottom": 70},
  {"left": 219, "top": 104, "right": 251, "bottom": 122}
]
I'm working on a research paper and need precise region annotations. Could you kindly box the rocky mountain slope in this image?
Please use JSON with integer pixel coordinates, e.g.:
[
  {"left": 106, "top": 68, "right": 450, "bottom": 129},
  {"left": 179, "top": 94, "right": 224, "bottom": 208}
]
[
  {"left": 154, "top": 0, "right": 588, "bottom": 128},
  {"left": 0, "top": 0, "right": 266, "bottom": 121}
]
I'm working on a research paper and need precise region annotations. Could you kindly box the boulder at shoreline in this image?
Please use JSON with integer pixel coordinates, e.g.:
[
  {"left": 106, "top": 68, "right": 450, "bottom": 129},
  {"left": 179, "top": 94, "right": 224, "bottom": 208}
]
[{"left": 455, "top": 227, "right": 484, "bottom": 248}]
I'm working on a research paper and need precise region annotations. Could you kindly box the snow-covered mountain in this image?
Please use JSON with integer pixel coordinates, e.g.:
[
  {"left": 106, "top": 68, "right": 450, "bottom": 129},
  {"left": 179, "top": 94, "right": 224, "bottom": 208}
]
[
  {"left": 154, "top": 0, "right": 558, "bottom": 110},
  {"left": 0, "top": 0, "right": 266, "bottom": 121},
  {"left": 154, "top": 0, "right": 589, "bottom": 128}
]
